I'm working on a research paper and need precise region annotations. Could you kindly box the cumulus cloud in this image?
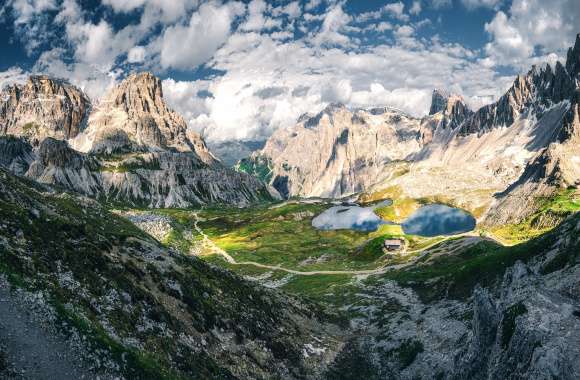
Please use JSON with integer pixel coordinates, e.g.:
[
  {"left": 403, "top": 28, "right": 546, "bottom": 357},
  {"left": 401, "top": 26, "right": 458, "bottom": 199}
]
[
  {"left": 2, "top": 0, "right": 58, "bottom": 54},
  {"left": 0, "top": 67, "right": 29, "bottom": 89},
  {"left": 431, "top": 0, "right": 452, "bottom": 9},
  {"left": 461, "top": 0, "right": 502, "bottom": 10},
  {"left": 484, "top": 0, "right": 579, "bottom": 68},
  {"left": 127, "top": 46, "right": 146, "bottom": 63},
  {"left": 160, "top": 2, "right": 242, "bottom": 70},
  {"left": 409, "top": 1, "right": 422, "bottom": 15},
  {"left": 312, "top": 4, "right": 352, "bottom": 46},
  {"left": 32, "top": 48, "right": 120, "bottom": 99}
]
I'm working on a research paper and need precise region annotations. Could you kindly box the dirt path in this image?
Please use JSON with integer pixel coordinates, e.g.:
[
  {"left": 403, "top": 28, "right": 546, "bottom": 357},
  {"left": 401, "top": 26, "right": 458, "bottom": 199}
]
[
  {"left": 192, "top": 213, "right": 501, "bottom": 276},
  {"left": 0, "top": 280, "right": 106, "bottom": 380}
]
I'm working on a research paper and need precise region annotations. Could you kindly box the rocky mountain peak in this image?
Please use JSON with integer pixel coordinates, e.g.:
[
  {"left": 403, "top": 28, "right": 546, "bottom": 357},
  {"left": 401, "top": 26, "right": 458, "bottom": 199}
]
[
  {"left": 107, "top": 72, "right": 164, "bottom": 114},
  {"left": 0, "top": 75, "right": 90, "bottom": 141},
  {"left": 429, "top": 89, "right": 450, "bottom": 115},
  {"left": 565, "top": 33, "right": 580, "bottom": 81},
  {"left": 78, "top": 72, "right": 217, "bottom": 165},
  {"left": 428, "top": 89, "right": 472, "bottom": 129}
]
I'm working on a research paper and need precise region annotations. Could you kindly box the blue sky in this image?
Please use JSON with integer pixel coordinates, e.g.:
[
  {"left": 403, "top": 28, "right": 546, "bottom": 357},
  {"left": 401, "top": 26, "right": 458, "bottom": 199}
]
[{"left": 1, "top": 0, "right": 578, "bottom": 142}]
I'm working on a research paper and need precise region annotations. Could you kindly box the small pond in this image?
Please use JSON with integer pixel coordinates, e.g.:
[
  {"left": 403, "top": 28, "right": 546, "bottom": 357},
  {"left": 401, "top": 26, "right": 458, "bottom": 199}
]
[
  {"left": 401, "top": 204, "right": 476, "bottom": 237},
  {"left": 312, "top": 202, "right": 476, "bottom": 236},
  {"left": 311, "top": 200, "right": 392, "bottom": 232}
]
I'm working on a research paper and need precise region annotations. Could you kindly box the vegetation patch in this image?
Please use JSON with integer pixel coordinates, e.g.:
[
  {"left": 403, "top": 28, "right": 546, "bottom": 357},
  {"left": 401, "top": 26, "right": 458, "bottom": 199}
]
[
  {"left": 490, "top": 189, "right": 579, "bottom": 244},
  {"left": 374, "top": 198, "right": 422, "bottom": 223},
  {"left": 236, "top": 155, "right": 273, "bottom": 183}
]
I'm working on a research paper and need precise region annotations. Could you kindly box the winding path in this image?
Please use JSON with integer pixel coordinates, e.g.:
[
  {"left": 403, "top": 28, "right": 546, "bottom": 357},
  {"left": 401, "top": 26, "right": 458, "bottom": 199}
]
[{"left": 191, "top": 213, "right": 495, "bottom": 276}]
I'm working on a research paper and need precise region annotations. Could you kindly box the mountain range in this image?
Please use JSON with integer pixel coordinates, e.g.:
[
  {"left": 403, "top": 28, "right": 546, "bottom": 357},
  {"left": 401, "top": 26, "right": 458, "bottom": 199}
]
[
  {"left": 0, "top": 73, "right": 276, "bottom": 208},
  {"left": 240, "top": 34, "right": 580, "bottom": 226},
  {"left": 0, "top": 31, "right": 579, "bottom": 380}
]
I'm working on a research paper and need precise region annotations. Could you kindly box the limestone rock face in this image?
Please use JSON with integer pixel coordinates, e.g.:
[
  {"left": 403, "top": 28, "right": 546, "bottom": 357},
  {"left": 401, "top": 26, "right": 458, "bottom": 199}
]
[
  {"left": 71, "top": 72, "right": 217, "bottom": 166},
  {"left": 0, "top": 136, "right": 34, "bottom": 175},
  {"left": 14, "top": 137, "right": 274, "bottom": 208},
  {"left": 241, "top": 104, "right": 428, "bottom": 198},
  {"left": 459, "top": 61, "right": 575, "bottom": 136},
  {"left": 429, "top": 90, "right": 473, "bottom": 130},
  {"left": 484, "top": 88, "right": 580, "bottom": 225},
  {"left": 0, "top": 75, "right": 90, "bottom": 142}
]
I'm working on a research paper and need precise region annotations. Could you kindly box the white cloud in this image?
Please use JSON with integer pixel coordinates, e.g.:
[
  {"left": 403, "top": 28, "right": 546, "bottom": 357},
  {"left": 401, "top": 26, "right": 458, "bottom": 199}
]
[
  {"left": 376, "top": 21, "right": 393, "bottom": 32},
  {"left": 322, "top": 79, "right": 352, "bottom": 104},
  {"left": 431, "top": 0, "right": 452, "bottom": 9},
  {"left": 101, "top": 0, "right": 147, "bottom": 13},
  {"left": 272, "top": 1, "right": 301, "bottom": 19},
  {"left": 160, "top": 2, "right": 241, "bottom": 70},
  {"left": 394, "top": 25, "right": 415, "bottom": 39},
  {"left": 383, "top": 2, "right": 408, "bottom": 21},
  {"left": 461, "top": 0, "right": 502, "bottom": 10},
  {"left": 241, "top": 0, "right": 267, "bottom": 31},
  {"left": 127, "top": 46, "right": 146, "bottom": 63},
  {"left": 304, "top": 0, "right": 322, "bottom": 11},
  {"left": 355, "top": 2, "right": 408, "bottom": 22},
  {"left": 2, "top": 0, "right": 58, "bottom": 54},
  {"left": 410, "top": 1, "right": 422, "bottom": 15},
  {"left": 32, "top": 48, "right": 120, "bottom": 99},
  {"left": 483, "top": 0, "right": 579, "bottom": 68},
  {"left": 312, "top": 4, "right": 352, "bottom": 46},
  {"left": 8, "top": 0, "right": 57, "bottom": 24},
  {"left": 0, "top": 67, "right": 29, "bottom": 90}
]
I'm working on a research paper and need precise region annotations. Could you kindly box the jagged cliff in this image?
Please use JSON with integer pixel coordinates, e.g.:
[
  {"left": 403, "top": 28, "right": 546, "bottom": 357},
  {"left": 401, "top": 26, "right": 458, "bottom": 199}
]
[
  {"left": 0, "top": 73, "right": 275, "bottom": 207},
  {"left": 239, "top": 104, "right": 430, "bottom": 198},
  {"left": 70, "top": 72, "right": 216, "bottom": 165},
  {"left": 0, "top": 75, "right": 90, "bottom": 142}
]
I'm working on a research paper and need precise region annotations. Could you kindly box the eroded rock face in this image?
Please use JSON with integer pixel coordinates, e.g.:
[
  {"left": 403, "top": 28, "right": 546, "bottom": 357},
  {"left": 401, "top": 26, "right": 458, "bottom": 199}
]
[
  {"left": 71, "top": 72, "right": 217, "bottom": 166},
  {"left": 459, "top": 61, "right": 575, "bottom": 136},
  {"left": 11, "top": 136, "right": 274, "bottom": 208},
  {"left": 241, "top": 104, "right": 430, "bottom": 198},
  {"left": 0, "top": 75, "right": 90, "bottom": 142}
]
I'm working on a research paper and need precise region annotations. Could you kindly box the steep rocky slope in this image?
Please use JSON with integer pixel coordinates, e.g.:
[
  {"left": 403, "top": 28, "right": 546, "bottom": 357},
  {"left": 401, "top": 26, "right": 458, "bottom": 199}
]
[
  {"left": 0, "top": 75, "right": 90, "bottom": 142},
  {"left": 0, "top": 73, "right": 276, "bottom": 207},
  {"left": 0, "top": 167, "right": 342, "bottom": 379}
]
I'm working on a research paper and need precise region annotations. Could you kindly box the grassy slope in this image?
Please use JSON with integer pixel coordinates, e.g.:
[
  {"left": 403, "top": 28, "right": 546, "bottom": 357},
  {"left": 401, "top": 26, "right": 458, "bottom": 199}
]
[
  {"left": 489, "top": 188, "right": 580, "bottom": 244},
  {"left": 0, "top": 169, "right": 342, "bottom": 379}
]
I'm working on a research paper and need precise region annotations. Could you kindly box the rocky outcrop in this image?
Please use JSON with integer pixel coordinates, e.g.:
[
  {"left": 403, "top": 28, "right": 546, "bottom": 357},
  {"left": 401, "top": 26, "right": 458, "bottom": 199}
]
[
  {"left": 459, "top": 60, "right": 575, "bottom": 136},
  {"left": 430, "top": 90, "right": 473, "bottom": 130},
  {"left": 484, "top": 88, "right": 580, "bottom": 225},
  {"left": 13, "top": 136, "right": 274, "bottom": 208},
  {"left": 0, "top": 75, "right": 90, "bottom": 142},
  {"left": 0, "top": 135, "right": 33, "bottom": 175}
]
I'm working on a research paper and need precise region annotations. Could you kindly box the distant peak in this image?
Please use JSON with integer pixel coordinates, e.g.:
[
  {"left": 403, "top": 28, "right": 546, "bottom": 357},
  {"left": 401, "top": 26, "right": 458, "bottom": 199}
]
[
  {"left": 429, "top": 89, "right": 465, "bottom": 115},
  {"left": 323, "top": 102, "right": 347, "bottom": 113},
  {"left": 566, "top": 33, "right": 580, "bottom": 78}
]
